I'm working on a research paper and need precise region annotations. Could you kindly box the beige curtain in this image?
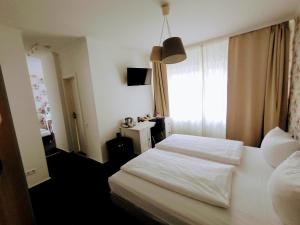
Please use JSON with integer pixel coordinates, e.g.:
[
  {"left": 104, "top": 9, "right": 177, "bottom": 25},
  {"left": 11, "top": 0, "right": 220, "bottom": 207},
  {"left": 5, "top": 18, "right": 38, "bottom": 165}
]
[
  {"left": 226, "top": 22, "right": 289, "bottom": 147},
  {"left": 264, "top": 24, "right": 290, "bottom": 134},
  {"left": 153, "top": 62, "right": 169, "bottom": 117}
]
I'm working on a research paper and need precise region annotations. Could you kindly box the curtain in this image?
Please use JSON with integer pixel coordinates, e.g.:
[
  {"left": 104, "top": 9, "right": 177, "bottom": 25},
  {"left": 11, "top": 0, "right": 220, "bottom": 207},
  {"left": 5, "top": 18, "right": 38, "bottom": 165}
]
[
  {"left": 168, "top": 48, "right": 203, "bottom": 136},
  {"left": 167, "top": 38, "right": 228, "bottom": 137},
  {"left": 202, "top": 39, "right": 228, "bottom": 137},
  {"left": 153, "top": 62, "right": 169, "bottom": 117},
  {"left": 226, "top": 22, "right": 289, "bottom": 147},
  {"left": 264, "top": 23, "right": 289, "bottom": 134}
]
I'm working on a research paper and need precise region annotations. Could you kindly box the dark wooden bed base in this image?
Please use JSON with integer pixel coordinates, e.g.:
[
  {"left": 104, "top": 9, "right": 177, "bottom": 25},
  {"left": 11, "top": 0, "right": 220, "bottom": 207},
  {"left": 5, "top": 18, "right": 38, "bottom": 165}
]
[{"left": 111, "top": 193, "right": 168, "bottom": 225}]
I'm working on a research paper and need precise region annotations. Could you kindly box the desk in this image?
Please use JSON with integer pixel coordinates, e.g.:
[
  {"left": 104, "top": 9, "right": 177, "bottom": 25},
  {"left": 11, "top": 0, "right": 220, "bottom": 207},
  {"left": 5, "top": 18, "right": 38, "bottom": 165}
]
[{"left": 120, "top": 121, "right": 155, "bottom": 154}]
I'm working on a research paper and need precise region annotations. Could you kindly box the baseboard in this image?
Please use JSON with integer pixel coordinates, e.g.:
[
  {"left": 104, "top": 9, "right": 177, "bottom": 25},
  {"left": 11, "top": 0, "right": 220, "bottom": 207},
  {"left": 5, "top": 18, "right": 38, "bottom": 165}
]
[
  {"left": 28, "top": 177, "right": 51, "bottom": 189},
  {"left": 57, "top": 147, "right": 70, "bottom": 153}
]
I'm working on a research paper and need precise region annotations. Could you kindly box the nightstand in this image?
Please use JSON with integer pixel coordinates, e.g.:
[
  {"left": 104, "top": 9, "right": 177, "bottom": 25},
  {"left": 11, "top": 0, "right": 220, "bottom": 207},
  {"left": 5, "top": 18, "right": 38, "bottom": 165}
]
[{"left": 106, "top": 136, "right": 134, "bottom": 163}]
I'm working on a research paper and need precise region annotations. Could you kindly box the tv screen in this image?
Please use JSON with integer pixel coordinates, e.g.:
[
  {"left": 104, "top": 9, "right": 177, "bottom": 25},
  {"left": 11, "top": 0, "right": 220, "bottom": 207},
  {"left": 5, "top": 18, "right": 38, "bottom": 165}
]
[{"left": 127, "top": 68, "right": 152, "bottom": 86}]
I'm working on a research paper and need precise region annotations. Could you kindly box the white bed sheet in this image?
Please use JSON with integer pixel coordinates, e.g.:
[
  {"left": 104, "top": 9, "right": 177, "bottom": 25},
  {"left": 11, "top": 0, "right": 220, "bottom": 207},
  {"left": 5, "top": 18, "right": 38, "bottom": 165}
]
[
  {"left": 155, "top": 134, "right": 243, "bottom": 165},
  {"left": 109, "top": 147, "right": 282, "bottom": 225}
]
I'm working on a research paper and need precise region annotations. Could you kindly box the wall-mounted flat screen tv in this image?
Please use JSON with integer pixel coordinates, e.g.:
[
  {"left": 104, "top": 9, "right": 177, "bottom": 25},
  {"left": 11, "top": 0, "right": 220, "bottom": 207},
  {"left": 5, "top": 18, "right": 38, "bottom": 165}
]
[{"left": 127, "top": 68, "right": 152, "bottom": 86}]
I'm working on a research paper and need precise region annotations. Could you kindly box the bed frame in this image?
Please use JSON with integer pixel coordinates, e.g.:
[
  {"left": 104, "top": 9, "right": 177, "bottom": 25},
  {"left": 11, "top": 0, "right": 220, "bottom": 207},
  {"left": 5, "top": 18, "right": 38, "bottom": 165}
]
[{"left": 111, "top": 193, "right": 168, "bottom": 225}]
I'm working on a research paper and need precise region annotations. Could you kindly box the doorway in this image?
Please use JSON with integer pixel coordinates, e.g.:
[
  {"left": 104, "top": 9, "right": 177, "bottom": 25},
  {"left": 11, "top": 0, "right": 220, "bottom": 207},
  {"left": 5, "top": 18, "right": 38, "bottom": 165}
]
[
  {"left": 26, "top": 55, "right": 56, "bottom": 156},
  {"left": 62, "top": 74, "right": 86, "bottom": 155}
]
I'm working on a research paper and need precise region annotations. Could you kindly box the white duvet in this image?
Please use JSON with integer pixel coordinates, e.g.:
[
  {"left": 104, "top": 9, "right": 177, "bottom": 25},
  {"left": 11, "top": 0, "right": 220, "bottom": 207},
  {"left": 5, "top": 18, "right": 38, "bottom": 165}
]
[
  {"left": 121, "top": 148, "right": 235, "bottom": 208},
  {"left": 155, "top": 134, "right": 244, "bottom": 165}
]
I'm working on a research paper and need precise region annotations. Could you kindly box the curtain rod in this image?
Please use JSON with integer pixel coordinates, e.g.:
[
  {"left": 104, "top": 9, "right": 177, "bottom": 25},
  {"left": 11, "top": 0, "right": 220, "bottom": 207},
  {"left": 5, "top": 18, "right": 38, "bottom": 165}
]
[{"left": 186, "top": 16, "right": 293, "bottom": 49}]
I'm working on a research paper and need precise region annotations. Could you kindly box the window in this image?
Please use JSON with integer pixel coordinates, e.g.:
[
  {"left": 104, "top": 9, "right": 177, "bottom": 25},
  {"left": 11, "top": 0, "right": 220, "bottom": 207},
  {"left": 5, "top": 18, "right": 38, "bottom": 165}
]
[{"left": 167, "top": 38, "right": 228, "bottom": 138}]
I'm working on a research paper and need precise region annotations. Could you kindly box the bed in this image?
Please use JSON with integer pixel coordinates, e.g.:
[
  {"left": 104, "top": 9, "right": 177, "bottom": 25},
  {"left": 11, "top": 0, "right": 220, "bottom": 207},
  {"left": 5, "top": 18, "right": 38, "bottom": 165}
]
[
  {"left": 109, "top": 146, "right": 282, "bottom": 225},
  {"left": 155, "top": 134, "right": 243, "bottom": 165}
]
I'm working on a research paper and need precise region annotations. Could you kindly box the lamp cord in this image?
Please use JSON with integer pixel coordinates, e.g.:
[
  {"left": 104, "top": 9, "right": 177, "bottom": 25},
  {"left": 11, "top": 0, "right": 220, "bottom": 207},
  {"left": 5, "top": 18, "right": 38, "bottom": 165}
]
[
  {"left": 165, "top": 16, "right": 172, "bottom": 38},
  {"left": 159, "top": 16, "right": 166, "bottom": 45},
  {"left": 159, "top": 16, "right": 172, "bottom": 45}
]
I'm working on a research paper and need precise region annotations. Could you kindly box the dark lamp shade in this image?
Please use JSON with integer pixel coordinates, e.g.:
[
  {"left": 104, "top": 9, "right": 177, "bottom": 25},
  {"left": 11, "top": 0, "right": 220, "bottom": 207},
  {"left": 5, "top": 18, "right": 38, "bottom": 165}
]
[
  {"left": 162, "top": 37, "right": 187, "bottom": 64},
  {"left": 150, "top": 46, "right": 162, "bottom": 62}
]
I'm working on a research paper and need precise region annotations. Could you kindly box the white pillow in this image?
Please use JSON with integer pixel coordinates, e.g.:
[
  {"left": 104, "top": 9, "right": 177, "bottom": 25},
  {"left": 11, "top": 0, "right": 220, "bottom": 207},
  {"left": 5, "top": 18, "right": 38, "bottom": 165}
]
[
  {"left": 268, "top": 151, "right": 300, "bottom": 225},
  {"left": 261, "top": 127, "right": 300, "bottom": 168}
]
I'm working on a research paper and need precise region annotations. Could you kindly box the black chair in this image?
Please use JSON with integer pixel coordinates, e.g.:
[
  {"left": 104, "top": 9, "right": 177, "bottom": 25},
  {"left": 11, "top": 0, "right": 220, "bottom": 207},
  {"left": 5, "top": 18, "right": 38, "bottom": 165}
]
[{"left": 150, "top": 117, "right": 166, "bottom": 147}]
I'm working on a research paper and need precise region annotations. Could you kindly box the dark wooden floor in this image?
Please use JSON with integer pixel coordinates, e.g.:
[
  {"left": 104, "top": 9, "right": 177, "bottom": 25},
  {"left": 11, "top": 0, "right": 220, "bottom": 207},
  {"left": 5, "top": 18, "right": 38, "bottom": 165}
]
[{"left": 29, "top": 150, "right": 143, "bottom": 225}]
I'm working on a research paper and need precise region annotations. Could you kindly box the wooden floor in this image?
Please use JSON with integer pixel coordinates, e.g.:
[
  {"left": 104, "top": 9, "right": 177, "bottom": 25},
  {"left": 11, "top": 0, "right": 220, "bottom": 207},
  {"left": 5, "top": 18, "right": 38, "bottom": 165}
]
[{"left": 29, "top": 150, "right": 143, "bottom": 225}]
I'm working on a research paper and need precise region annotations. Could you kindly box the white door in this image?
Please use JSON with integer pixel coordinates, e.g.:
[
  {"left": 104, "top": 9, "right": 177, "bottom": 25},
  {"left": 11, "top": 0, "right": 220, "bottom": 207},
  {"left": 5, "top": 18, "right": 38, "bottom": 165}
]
[{"left": 62, "top": 75, "right": 86, "bottom": 154}]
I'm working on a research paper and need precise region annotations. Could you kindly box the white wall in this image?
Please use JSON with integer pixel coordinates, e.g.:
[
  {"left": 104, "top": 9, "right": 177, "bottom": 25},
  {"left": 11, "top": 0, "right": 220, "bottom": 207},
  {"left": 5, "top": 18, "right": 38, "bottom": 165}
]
[
  {"left": 57, "top": 38, "right": 102, "bottom": 162},
  {"left": 86, "top": 37, "right": 153, "bottom": 162},
  {"left": 39, "top": 52, "right": 69, "bottom": 151},
  {"left": 0, "top": 25, "right": 49, "bottom": 188}
]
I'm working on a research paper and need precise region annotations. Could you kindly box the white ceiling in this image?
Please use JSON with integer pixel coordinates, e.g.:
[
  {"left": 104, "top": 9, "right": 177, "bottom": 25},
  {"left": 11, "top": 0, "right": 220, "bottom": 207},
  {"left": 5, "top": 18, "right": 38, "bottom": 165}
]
[{"left": 0, "top": 0, "right": 299, "bottom": 53}]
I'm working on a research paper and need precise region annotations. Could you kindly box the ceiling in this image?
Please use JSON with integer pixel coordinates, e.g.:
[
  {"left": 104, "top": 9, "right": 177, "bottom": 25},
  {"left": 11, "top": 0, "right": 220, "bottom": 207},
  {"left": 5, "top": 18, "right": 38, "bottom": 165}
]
[{"left": 0, "top": 0, "right": 299, "bottom": 53}]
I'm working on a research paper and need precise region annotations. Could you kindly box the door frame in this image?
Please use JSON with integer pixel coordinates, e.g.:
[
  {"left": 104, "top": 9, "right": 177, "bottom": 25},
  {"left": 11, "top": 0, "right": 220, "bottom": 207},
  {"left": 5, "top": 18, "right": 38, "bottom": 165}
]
[
  {"left": 0, "top": 66, "right": 35, "bottom": 225},
  {"left": 61, "top": 73, "right": 86, "bottom": 154}
]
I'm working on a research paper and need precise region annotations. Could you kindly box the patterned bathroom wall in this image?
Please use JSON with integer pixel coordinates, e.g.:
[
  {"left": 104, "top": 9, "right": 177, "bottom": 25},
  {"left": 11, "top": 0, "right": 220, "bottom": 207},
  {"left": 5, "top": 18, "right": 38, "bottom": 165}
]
[
  {"left": 29, "top": 73, "right": 51, "bottom": 129},
  {"left": 289, "top": 17, "right": 300, "bottom": 139}
]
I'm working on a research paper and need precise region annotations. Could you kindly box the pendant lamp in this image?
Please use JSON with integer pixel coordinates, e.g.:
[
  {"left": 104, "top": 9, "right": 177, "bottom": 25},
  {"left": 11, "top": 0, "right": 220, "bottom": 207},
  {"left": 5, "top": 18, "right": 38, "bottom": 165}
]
[
  {"left": 150, "top": 3, "right": 186, "bottom": 64},
  {"left": 162, "top": 37, "right": 186, "bottom": 64},
  {"left": 150, "top": 46, "right": 162, "bottom": 62}
]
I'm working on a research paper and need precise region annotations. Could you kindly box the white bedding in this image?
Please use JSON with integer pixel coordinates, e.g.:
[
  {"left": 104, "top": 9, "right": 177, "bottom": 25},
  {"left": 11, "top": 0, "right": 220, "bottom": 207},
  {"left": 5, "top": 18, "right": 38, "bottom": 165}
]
[
  {"left": 109, "top": 147, "right": 282, "bottom": 225},
  {"left": 121, "top": 148, "right": 234, "bottom": 208},
  {"left": 155, "top": 134, "right": 243, "bottom": 165}
]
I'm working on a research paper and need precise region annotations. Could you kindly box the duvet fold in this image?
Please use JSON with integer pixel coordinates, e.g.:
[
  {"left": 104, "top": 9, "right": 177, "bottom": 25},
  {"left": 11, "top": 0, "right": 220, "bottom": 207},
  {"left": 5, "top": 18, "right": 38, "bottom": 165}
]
[
  {"left": 121, "top": 148, "right": 234, "bottom": 208},
  {"left": 155, "top": 134, "right": 244, "bottom": 165}
]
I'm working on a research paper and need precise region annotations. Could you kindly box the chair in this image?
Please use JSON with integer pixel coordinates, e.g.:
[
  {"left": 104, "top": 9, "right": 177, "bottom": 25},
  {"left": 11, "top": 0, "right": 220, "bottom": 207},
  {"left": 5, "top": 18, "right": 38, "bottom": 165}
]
[{"left": 150, "top": 117, "right": 166, "bottom": 147}]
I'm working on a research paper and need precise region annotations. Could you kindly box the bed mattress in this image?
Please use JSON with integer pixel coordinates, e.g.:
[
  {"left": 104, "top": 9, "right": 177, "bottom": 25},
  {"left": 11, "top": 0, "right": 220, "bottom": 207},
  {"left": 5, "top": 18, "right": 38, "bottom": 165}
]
[{"left": 108, "top": 147, "right": 282, "bottom": 225}]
